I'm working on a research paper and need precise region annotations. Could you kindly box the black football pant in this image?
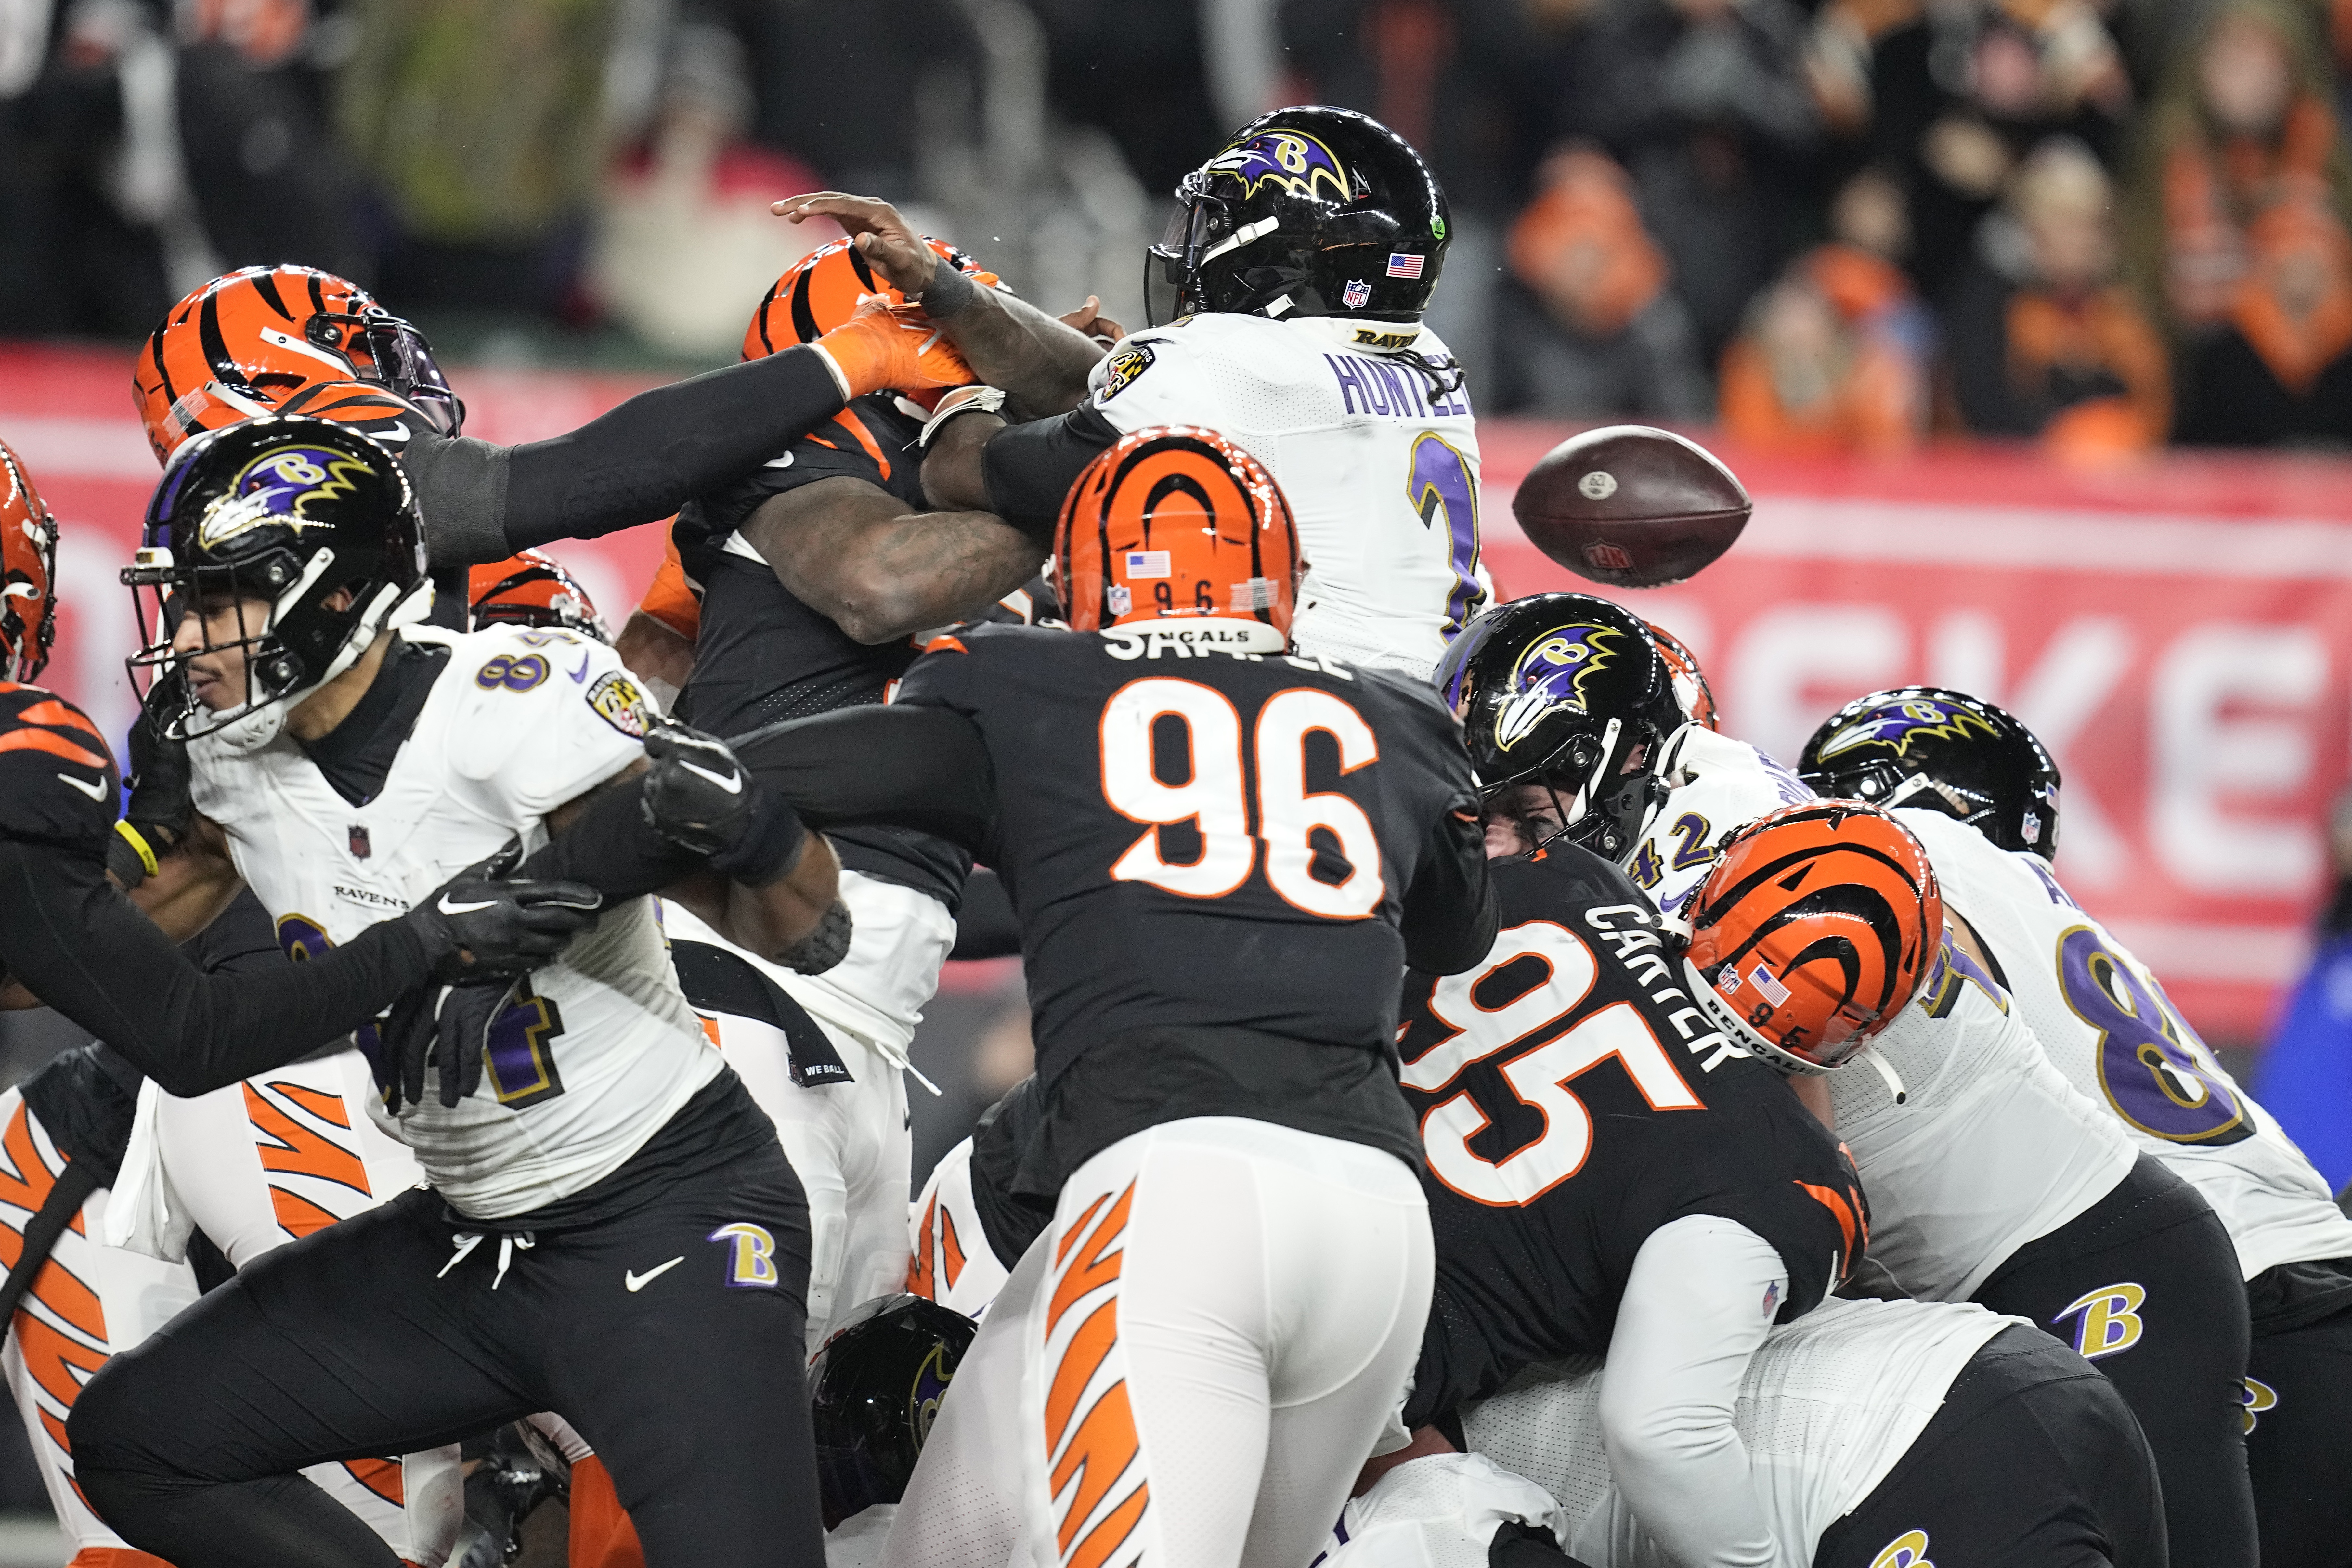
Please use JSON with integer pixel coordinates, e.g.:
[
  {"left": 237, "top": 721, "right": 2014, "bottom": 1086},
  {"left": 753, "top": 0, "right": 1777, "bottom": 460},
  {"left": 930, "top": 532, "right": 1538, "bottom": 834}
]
[
  {"left": 1973, "top": 1155, "right": 2253, "bottom": 1568},
  {"left": 65, "top": 1144, "right": 821, "bottom": 1568},
  {"left": 1813, "top": 1326, "right": 2166, "bottom": 1568},
  {"left": 2245, "top": 1281, "right": 2352, "bottom": 1568}
]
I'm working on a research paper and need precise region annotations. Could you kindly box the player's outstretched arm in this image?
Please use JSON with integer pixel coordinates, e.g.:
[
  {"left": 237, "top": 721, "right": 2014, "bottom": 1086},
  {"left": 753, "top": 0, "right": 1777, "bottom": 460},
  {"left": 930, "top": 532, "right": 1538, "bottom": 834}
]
[
  {"left": 1400, "top": 800, "right": 1501, "bottom": 974},
  {"left": 777, "top": 192, "right": 1106, "bottom": 416},
  {"left": 737, "top": 475, "right": 1045, "bottom": 646}
]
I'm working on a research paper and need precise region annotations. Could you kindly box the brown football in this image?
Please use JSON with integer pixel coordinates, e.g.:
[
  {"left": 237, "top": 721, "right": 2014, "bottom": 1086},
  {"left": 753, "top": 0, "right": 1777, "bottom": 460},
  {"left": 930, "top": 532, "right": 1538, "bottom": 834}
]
[{"left": 1512, "top": 426, "right": 1752, "bottom": 588}]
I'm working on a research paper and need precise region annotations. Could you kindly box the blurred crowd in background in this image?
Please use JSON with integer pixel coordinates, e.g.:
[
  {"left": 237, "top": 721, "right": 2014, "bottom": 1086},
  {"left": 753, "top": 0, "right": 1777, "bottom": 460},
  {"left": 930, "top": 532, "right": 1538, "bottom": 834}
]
[{"left": 7, "top": 0, "right": 2352, "bottom": 453}]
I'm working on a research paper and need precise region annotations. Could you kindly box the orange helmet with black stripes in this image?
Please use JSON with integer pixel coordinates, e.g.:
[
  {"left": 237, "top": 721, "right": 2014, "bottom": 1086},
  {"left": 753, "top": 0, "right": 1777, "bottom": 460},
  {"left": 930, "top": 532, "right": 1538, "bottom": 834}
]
[
  {"left": 0, "top": 437, "right": 58, "bottom": 684},
  {"left": 1684, "top": 800, "right": 1943, "bottom": 1073},
  {"left": 468, "top": 549, "right": 607, "bottom": 640},
  {"left": 1054, "top": 426, "right": 1300, "bottom": 651},
  {"left": 742, "top": 236, "right": 997, "bottom": 361},
  {"left": 134, "top": 265, "right": 461, "bottom": 463},
  {"left": 1646, "top": 619, "right": 1717, "bottom": 730}
]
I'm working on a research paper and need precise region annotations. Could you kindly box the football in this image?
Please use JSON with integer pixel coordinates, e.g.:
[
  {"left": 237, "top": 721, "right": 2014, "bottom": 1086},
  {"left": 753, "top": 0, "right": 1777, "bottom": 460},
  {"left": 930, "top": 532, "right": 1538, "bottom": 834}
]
[{"left": 1512, "top": 426, "right": 1753, "bottom": 588}]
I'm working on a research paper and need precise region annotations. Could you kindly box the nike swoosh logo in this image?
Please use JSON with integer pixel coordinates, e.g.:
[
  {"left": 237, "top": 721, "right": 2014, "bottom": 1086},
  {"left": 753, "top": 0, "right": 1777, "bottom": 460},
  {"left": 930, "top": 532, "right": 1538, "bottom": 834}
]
[
  {"left": 625, "top": 1257, "right": 684, "bottom": 1292},
  {"left": 56, "top": 772, "right": 105, "bottom": 801},
  {"left": 676, "top": 759, "right": 743, "bottom": 795},
  {"left": 437, "top": 894, "right": 497, "bottom": 915},
  {"left": 372, "top": 421, "right": 413, "bottom": 443},
  {"left": 570, "top": 654, "right": 591, "bottom": 684}
]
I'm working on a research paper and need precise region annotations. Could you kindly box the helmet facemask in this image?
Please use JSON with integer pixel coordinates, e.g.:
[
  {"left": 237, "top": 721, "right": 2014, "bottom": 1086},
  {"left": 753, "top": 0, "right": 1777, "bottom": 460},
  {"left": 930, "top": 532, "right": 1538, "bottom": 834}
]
[
  {"left": 1482, "top": 713, "right": 1673, "bottom": 862},
  {"left": 305, "top": 307, "right": 464, "bottom": 436}
]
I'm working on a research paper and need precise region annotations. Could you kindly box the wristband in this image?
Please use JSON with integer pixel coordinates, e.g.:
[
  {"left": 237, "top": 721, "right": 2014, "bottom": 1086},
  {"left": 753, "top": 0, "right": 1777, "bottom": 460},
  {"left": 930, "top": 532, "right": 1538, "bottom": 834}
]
[
  {"left": 111, "top": 820, "right": 160, "bottom": 886},
  {"left": 805, "top": 343, "right": 855, "bottom": 403},
  {"left": 919, "top": 263, "right": 982, "bottom": 320},
  {"left": 919, "top": 385, "right": 1008, "bottom": 448}
]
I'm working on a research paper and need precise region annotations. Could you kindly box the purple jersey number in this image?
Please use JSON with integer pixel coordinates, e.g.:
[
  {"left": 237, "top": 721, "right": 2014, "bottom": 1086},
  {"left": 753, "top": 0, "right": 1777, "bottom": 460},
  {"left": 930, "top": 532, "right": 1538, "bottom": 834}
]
[
  {"left": 2057, "top": 924, "right": 2250, "bottom": 1145},
  {"left": 1408, "top": 432, "right": 1486, "bottom": 637}
]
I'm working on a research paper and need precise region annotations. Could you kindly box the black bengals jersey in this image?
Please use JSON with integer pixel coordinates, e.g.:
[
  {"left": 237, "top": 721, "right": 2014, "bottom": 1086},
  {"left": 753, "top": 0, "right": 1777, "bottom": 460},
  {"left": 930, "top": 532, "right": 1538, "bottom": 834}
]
[
  {"left": 674, "top": 394, "right": 970, "bottom": 909},
  {"left": 736, "top": 622, "right": 1497, "bottom": 1199},
  {"left": 1401, "top": 845, "right": 1867, "bottom": 1427}
]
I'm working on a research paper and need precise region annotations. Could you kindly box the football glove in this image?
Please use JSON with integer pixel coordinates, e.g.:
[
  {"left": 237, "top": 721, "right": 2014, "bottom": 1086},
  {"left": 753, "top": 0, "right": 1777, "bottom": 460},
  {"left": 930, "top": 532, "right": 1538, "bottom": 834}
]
[
  {"left": 641, "top": 721, "right": 808, "bottom": 885},
  {"left": 106, "top": 671, "right": 196, "bottom": 889},
  {"left": 811, "top": 295, "right": 976, "bottom": 399},
  {"left": 381, "top": 975, "right": 512, "bottom": 1111},
  {"left": 402, "top": 839, "right": 603, "bottom": 985}
]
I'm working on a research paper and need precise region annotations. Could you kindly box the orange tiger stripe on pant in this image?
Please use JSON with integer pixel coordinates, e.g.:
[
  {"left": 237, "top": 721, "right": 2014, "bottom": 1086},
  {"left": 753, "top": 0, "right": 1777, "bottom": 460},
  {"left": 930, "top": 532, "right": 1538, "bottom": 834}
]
[{"left": 1043, "top": 1181, "right": 1148, "bottom": 1568}]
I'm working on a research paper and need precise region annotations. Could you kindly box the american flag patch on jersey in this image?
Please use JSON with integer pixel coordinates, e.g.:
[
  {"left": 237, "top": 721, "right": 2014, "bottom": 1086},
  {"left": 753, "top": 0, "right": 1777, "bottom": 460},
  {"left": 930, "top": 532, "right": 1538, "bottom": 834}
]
[{"left": 1386, "top": 253, "right": 1424, "bottom": 279}]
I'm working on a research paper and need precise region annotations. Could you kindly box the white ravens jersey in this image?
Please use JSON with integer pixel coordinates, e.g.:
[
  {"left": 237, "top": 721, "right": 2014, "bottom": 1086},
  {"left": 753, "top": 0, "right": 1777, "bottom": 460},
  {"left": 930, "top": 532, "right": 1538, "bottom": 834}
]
[
  {"left": 1624, "top": 727, "right": 1814, "bottom": 918},
  {"left": 1085, "top": 312, "right": 1483, "bottom": 678},
  {"left": 1826, "top": 938, "right": 2135, "bottom": 1301},
  {"left": 1446, "top": 1298, "right": 2017, "bottom": 1568},
  {"left": 1899, "top": 808, "right": 2352, "bottom": 1279},
  {"left": 189, "top": 624, "right": 719, "bottom": 1221}
]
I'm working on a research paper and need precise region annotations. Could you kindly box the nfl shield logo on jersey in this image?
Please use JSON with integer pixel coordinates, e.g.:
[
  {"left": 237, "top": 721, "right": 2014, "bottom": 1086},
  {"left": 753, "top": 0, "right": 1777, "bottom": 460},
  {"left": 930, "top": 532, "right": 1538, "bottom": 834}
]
[{"left": 1342, "top": 279, "right": 1371, "bottom": 309}]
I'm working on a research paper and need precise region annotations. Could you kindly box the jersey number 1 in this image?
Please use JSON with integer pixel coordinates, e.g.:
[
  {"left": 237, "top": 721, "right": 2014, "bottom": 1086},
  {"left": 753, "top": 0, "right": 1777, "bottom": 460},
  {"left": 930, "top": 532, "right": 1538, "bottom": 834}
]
[{"left": 1100, "top": 678, "right": 1386, "bottom": 919}]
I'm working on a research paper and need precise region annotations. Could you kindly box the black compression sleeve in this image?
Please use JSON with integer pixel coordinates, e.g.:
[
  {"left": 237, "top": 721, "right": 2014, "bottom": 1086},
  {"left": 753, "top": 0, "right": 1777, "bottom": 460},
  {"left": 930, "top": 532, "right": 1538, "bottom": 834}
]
[
  {"left": 1399, "top": 808, "right": 1499, "bottom": 975},
  {"left": 729, "top": 706, "right": 1001, "bottom": 854},
  {"left": 949, "top": 867, "right": 1021, "bottom": 960},
  {"left": 980, "top": 405, "right": 1119, "bottom": 543},
  {"left": 500, "top": 348, "right": 849, "bottom": 552},
  {"left": 0, "top": 843, "right": 431, "bottom": 1097},
  {"left": 519, "top": 781, "right": 705, "bottom": 901}
]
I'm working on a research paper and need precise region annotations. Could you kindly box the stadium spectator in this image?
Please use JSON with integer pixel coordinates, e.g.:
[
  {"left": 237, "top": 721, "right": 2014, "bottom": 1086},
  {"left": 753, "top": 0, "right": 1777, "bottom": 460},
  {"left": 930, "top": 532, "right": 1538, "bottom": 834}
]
[
  {"left": 1948, "top": 137, "right": 2170, "bottom": 454},
  {"left": 2133, "top": 0, "right": 2352, "bottom": 441},
  {"left": 1863, "top": 0, "right": 2133, "bottom": 304},
  {"left": 2257, "top": 785, "right": 2352, "bottom": 1196},
  {"left": 1569, "top": 0, "right": 1822, "bottom": 355},
  {"left": 1497, "top": 143, "right": 1714, "bottom": 420}
]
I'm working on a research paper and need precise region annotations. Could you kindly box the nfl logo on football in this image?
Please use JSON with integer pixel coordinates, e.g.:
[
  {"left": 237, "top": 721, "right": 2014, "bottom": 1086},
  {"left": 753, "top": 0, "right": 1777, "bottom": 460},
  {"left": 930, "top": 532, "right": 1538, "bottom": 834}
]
[{"left": 1341, "top": 279, "right": 1371, "bottom": 309}]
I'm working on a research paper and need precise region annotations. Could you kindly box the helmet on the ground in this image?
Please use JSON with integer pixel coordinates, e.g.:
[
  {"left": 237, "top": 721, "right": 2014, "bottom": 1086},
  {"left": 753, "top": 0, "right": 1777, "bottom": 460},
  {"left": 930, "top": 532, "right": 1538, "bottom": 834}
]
[
  {"left": 1645, "top": 619, "right": 1716, "bottom": 730},
  {"left": 1054, "top": 425, "right": 1299, "bottom": 652},
  {"left": 468, "top": 549, "right": 607, "bottom": 640},
  {"left": 123, "top": 417, "right": 430, "bottom": 748},
  {"left": 808, "top": 1294, "right": 978, "bottom": 1529},
  {"left": 1146, "top": 106, "right": 1449, "bottom": 325},
  {"left": 134, "top": 265, "right": 461, "bottom": 463},
  {"left": 1684, "top": 800, "right": 1943, "bottom": 1073},
  {"left": 1435, "top": 592, "right": 1684, "bottom": 861},
  {"left": 1798, "top": 687, "right": 2061, "bottom": 859},
  {"left": 743, "top": 235, "right": 995, "bottom": 358},
  {"left": 0, "top": 438, "right": 59, "bottom": 683}
]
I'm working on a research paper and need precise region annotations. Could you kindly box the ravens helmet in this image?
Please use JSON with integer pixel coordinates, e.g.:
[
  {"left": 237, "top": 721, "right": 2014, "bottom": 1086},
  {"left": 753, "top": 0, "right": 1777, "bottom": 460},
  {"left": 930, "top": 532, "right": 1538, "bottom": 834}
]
[
  {"left": 1798, "top": 687, "right": 2062, "bottom": 860},
  {"left": 808, "top": 1293, "right": 978, "bottom": 1529},
  {"left": 123, "top": 417, "right": 430, "bottom": 748},
  {"left": 1436, "top": 593, "right": 1685, "bottom": 861},
  {"left": 0, "top": 437, "right": 58, "bottom": 684},
  {"left": 134, "top": 265, "right": 461, "bottom": 463},
  {"left": 1146, "top": 106, "right": 1450, "bottom": 326}
]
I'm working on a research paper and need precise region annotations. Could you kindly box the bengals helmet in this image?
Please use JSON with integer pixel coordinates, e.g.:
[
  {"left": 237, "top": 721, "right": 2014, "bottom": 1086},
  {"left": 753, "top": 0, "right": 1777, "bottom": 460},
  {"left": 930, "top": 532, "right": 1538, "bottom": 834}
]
[
  {"left": 0, "top": 438, "right": 58, "bottom": 684},
  {"left": 1054, "top": 426, "right": 1300, "bottom": 654},
  {"left": 1646, "top": 620, "right": 1717, "bottom": 730},
  {"left": 468, "top": 550, "right": 607, "bottom": 640},
  {"left": 134, "top": 266, "right": 461, "bottom": 463},
  {"left": 1435, "top": 592, "right": 1684, "bottom": 861},
  {"left": 743, "top": 236, "right": 996, "bottom": 361},
  {"left": 808, "top": 1293, "right": 977, "bottom": 1529},
  {"left": 1684, "top": 801, "right": 1943, "bottom": 1074},
  {"left": 1799, "top": 687, "right": 2062, "bottom": 860}
]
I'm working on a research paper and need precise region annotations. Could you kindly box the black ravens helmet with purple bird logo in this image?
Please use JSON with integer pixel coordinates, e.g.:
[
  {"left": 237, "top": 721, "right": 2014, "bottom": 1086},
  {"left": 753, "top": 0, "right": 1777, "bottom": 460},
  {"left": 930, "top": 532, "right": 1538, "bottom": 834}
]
[
  {"left": 1436, "top": 592, "right": 1686, "bottom": 861},
  {"left": 1798, "top": 686, "right": 2063, "bottom": 859},
  {"left": 807, "top": 1293, "right": 977, "bottom": 1529},
  {"left": 1146, "top": 105, "right": 1450, "bottom": 326}
]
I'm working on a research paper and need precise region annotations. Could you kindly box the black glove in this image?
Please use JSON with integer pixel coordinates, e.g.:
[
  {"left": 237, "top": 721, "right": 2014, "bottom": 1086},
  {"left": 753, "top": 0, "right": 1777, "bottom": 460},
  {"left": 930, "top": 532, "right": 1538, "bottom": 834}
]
[
  {"left": 380, "top": 976, "right": 513, "bottom": 1111},
  {"left": 641, "top": 721, "right": 807, "bottom": 885},
  {"left": 106, "top": 672, "right": 197, "bottom": 889},
  {"left": 402, "top": 839, "right": 603, "bottom": 985}
]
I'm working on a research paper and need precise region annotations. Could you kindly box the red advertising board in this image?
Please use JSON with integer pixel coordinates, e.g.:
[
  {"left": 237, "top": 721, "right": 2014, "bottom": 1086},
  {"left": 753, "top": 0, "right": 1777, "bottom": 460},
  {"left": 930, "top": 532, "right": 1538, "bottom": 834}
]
[{"left": 8, "top": 342, "right": 2351, "bottom": 1040}]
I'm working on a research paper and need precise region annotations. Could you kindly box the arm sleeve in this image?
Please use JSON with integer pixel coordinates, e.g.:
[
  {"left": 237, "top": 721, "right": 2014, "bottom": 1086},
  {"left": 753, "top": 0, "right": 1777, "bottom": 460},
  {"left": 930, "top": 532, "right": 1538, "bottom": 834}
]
[
  {"left": 1400, "top": 805, "right": 1498, "bottom": 974},
  {"left": 980, "top": 404, "right": 1120, "bottom": 542},
  {"left": 0, "top": 843, "right": 431, "bottom": 1098},
  {"left": 1597, "top": 1215, "right": 1790, "bottom": 1568},
  {"left": 410, "top": 347, "right": 851, "bottom": 563}
]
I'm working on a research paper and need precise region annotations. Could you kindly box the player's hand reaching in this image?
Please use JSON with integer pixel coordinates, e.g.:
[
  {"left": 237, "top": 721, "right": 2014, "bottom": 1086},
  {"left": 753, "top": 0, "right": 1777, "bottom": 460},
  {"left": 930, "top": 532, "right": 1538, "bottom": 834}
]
[
  {"left": 404, "top": 839, "right": 603, "bottom": 985},
  {"left": 812, "top": 296, "right": 976, "bottom": 400},
  {"left": 775, "top": 191, "right": 941, "bottom": 297},
  {"left": 107, "top": 671, "right": 196, "bottom": 888},
  {"left": 1059, "top": 296, "right": 1127, "bottom": 348},
  {"left": 642, "top": 721, "right": 810, "bottom": 886},
  {"left": 380, "top": 977, "right": 510, "bottom": 1111}
]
